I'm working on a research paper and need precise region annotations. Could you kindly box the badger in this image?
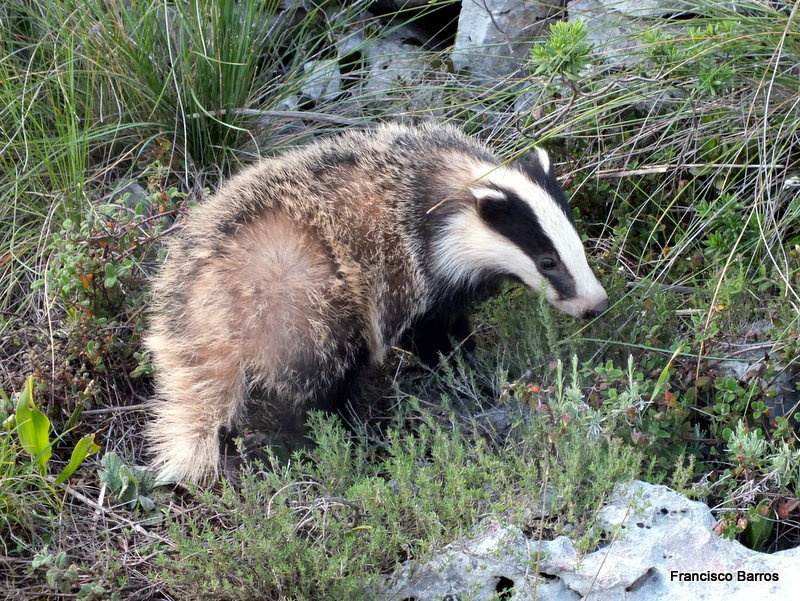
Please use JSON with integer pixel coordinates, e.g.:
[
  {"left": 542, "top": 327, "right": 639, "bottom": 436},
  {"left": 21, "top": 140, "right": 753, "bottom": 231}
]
[{"left": 146, "top": 122, "right": 609, "bottom": 484}]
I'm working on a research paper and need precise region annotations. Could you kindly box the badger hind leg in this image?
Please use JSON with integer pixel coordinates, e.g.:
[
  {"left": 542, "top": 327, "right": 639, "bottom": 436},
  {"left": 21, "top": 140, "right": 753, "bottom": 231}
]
[{"left": 147, "top": 339, "right": 245, "bottom": 485}]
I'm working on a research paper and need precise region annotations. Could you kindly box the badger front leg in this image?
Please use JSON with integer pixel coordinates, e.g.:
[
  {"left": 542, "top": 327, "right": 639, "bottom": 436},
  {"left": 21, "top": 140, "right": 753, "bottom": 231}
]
[{"left": 402, "top": 310, "right": 474, "bottom": 367}]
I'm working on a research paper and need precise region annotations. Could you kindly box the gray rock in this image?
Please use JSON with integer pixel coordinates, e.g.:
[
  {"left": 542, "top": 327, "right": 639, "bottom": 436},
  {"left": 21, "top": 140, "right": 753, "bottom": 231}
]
[
  {"left": 109, "top": 180, "right": 148, "bottom": 210},
  {"left": 301, "top": 59, "right": 342, "bottom": 101},
  {"left": 333, "top": 25, "right": 440, "bottom": 113},
  {"left": 569, "top": 0, "right": 691, "bottom": 67},
  {"left": 382, "top": 519, "right": 546, "bottom": 601},
  {"left": 381, "top": 480, "right": 799, "bottom": 601},
  {"left": 274, "top": 94, "right": 300, "bottom": 112},
  {"left": 363, "top": 37, "right": 429, "bottom": 95},
  {"left": 452, "top": 0, "right": 564, "bottom": 78}
]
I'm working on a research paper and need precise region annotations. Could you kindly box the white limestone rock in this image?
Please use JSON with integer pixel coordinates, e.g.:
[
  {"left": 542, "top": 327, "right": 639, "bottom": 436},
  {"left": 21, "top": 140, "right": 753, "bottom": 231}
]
[
  {"left": 301, "top": 59, "right": 343, "bottom": 101},
  {"left": 452, "top": 0, "right": 564, "bottom": 78},
  {"left": 569, "top": 0, "right": 692, "bottom": 67},
  {"left": 381, "top": 480, "right": 799, "bottom": 601}
]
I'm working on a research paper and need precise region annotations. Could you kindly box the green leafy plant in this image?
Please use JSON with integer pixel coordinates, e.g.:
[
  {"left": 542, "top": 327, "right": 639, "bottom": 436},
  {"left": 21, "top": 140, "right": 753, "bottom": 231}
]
[
  {"left": 724, "top": 420, "right": 767, "bottom": 471},
  {"left": 9, "top": 375, "right": 100, "bottom": 484},
  {"left": 771, "top": 442, "right": 800, "bottom": 496},
  {"left": 32, "top": 548, "right": 80, "bottom": 594},
  {"left": 530, "top": 19, "right": 593, "bottom": 82},
  {"left": 30, "top": 547, "right": 108, "bottom": 599},
  {"left": 1, "top": 375, "right": 100, "bottom": 571},
  {"left": 744, "top": 499, "right": 774, "bottom": 550},
  {"left": 99, "top": 452, "right": 157, "bottom": 512}
]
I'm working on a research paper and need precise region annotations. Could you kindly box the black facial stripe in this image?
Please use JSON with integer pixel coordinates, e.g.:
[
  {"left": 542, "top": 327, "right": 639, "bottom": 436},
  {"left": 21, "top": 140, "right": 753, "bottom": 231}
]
[
  {"left": 478, "top": 191, "right": 577, "bottom": 300},
  {"left": 515, "top": 156, "right": 573, "bottom": 224}
]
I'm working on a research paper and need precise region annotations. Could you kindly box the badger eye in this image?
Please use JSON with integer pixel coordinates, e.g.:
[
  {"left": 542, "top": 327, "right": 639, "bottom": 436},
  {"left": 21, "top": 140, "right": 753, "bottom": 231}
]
[{"left": 539, "top": 257, "right": 558, "bottom": 271}]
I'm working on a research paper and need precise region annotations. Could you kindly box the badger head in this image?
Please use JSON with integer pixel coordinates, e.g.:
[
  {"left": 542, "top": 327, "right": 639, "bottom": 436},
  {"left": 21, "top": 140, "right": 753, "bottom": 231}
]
[{"left": 432, "top": 148, "right": 609, "bottom": 319}]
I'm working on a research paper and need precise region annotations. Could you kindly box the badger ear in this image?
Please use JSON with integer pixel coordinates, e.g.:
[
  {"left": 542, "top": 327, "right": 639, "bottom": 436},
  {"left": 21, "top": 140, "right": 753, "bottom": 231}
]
[
  {"left": 531, "top": 147, "right": 551, "bottom": 173},
  {"left": 516, "top": 147, "right": 551, "bottom": 179},
  {"left": 472, "top": 187, "right": 510, "bottom": 220}
]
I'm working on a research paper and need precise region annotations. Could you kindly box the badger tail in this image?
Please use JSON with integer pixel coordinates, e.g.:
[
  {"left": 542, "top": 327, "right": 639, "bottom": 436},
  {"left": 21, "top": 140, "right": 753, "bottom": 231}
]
[{"left": 146, "top": 342, "right": 245, "bottom": 486}]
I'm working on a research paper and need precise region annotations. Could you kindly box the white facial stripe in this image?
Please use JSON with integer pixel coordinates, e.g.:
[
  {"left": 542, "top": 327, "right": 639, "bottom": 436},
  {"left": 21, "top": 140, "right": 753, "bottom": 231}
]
[
  {"left": 471, "top": 187, "right": 507, "bottom": 202},
  {"left": 431, "top": 209, "right": 543, "bottom": 291},
  {"left": 489, "top": 165, "right": 609, "bottom": 315},
  {"left": 534, "top": 147, "right": 550, "bottom": 173}
]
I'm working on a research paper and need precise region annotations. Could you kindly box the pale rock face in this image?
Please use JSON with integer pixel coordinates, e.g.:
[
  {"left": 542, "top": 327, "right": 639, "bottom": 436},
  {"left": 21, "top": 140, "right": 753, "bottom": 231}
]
[
  {"left": 381, "top": 480, "right": 800, "bottom": 601},
  {"left": 569, "top": 0, "right": 693, "bottom": 67},
  {"left": 452, "top": 0, "right": 564, "bottom": 78},
  {"left": 302, "top": 59, "right": 343, "bottom": 101}
]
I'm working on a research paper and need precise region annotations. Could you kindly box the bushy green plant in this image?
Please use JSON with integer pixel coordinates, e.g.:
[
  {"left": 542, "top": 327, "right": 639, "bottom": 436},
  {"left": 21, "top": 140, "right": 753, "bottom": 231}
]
[
  {"left": 530, "top": 20, "right": 593, "bottom": 82},
  {"left": 724, "top": 419, "right": 767, "bottom": 471},
  {"left": 21, "top": 186, "right": 183, "bottom": 408},
  {"left": 771, "top": 443, "right": 800, "bottom": 496},
  {"left": 159, "top": 400, "right": 643, "bottom": 599}
]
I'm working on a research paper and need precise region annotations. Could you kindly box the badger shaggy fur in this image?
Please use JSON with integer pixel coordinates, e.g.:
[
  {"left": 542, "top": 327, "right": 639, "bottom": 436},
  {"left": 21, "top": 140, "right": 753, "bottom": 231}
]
[{"left": 146, "top": 122, "right": 609, "bottom": 484}]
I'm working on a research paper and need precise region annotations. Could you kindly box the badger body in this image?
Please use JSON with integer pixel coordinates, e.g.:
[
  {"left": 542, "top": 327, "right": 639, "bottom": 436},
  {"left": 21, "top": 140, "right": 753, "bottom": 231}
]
[{"left": 146, "top": 122, "right": 609, "bottom": 484}]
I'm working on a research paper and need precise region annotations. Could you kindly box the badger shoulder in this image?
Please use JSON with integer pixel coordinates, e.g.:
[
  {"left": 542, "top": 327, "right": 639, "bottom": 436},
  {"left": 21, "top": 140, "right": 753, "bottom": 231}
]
[{"left": 156, "top": 122, "right": 501, "bottom": 296}]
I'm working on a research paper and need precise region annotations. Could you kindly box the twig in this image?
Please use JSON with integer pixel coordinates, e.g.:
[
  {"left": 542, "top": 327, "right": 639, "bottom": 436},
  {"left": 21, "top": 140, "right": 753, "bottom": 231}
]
[
  {"left": 724, "top": 341, "right": 783, "bottom": 358},
  {"left": 81, "top": 403, "right": 149, "bottom": 415},
  {"left": 588, "top": 163, "right": 787, "bottom": 179},
  {"left": 60, "top": 481, "right": 175, "bottom": 547},
  {"left": 94, "top": 482, "right": 106, "bottom": 521},
  {"left": 184, "top": 108, "right": 363, "bottom": 126}
]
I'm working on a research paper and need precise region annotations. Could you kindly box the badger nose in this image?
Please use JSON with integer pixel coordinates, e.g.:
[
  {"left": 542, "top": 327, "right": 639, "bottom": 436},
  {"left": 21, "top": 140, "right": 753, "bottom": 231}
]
[{"left": 582, "top": 297, "right": 609, "bottom": 319}]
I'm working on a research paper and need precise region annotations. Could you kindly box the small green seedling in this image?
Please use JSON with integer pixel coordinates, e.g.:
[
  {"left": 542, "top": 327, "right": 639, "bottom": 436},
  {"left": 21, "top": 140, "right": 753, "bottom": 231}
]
[{"left": 99, "top": 452, "right": 157, "bottom": 511}]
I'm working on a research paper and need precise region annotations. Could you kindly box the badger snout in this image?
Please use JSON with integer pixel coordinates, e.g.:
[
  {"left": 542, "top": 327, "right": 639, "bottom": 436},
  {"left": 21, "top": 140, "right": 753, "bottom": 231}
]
[
  {"left": 582, "top": 296, "right": 609, "bottom": 319},
  {"left": 546, "top": 276, "right": 609, "bottom": 320}
]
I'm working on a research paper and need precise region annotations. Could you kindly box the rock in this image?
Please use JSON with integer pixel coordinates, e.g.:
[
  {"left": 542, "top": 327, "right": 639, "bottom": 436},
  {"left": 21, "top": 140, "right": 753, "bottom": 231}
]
[
  {"left": 333, "top": 25, "right": 440, "bottom": 113},
  {"left": 581, "top": 481, "right": 799, "bottom": 599},
  {"left": 381, "top": 480, "right": 800, "bottom": 600},
  {"left": 382, "top": 520, "right": 546, "bottom": 601},
  {"left": 452, "top": 0, "right": 565, "bottom": 78},
  {"left": 710, "top": 320, "right": 800, "bottom": 422},
  {"left": 109, "top": 180, "right": 148, "bottom": 210},
  {"left": 274, "top": 94, "right": 300, "bottom": 112},
  {"left": 302, "top": 59, "right": 342, "bottom": 101},
  {"left": 569, "top": 0, "right": 692, "bottom": 67},
  {"left": 363, "top": 36, "right": 429, "bottom": 95}
]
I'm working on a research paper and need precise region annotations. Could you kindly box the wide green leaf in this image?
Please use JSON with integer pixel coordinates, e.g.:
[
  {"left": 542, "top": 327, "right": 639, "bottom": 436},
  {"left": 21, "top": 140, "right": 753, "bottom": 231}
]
[
  {"left": 15, "top": 375, "right": 52, "bottom": 472},
  {"left": 746, "top": 499, "right": 774, "bottom": 550}
]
